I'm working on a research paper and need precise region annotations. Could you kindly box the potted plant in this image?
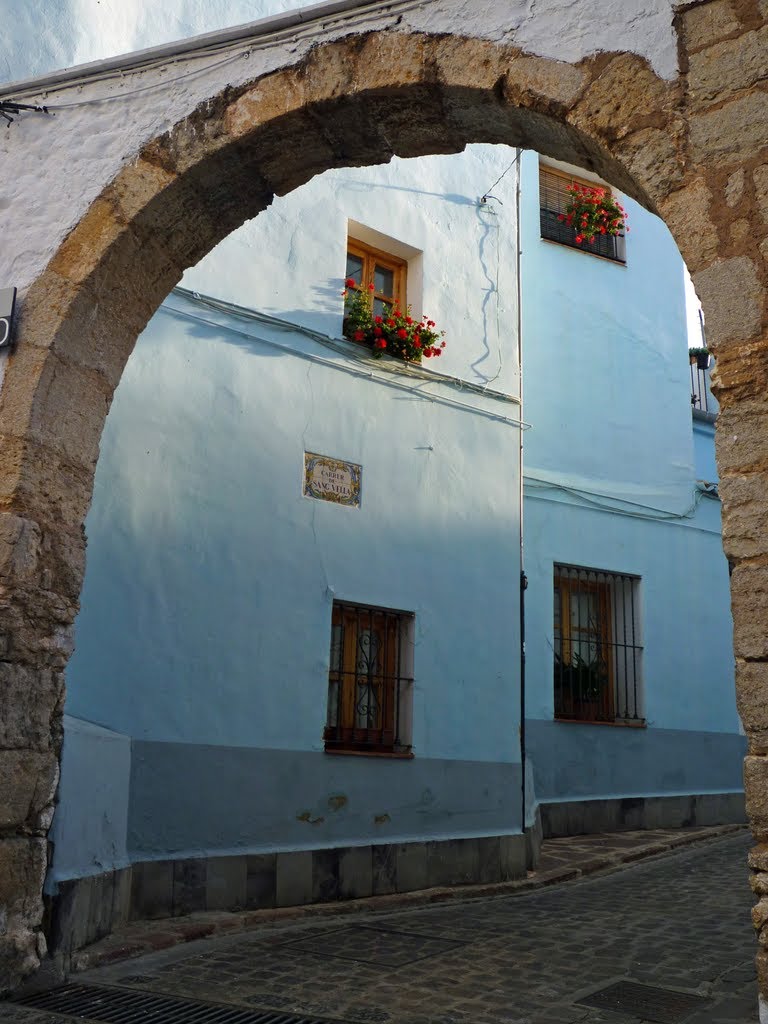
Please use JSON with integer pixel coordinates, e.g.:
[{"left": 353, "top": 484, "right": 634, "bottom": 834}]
[
  {"left": 554, "top": 652, "right": 611, "bottom": 721},
  {"left": 558, "top": 183, "right": 628, "bottom": 245},
  {"left": 342, "top": 280, "right": 446, "bottom": 363},
  {"left": 689, "top": 346, "right": 710, "bottom": 370}
]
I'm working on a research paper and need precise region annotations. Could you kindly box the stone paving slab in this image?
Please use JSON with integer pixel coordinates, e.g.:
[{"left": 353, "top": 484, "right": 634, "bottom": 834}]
[
  {"left": 43, "top": 831, "right": 756, "bottom": 1024},
  {"left": 1, "top": 827, "right": 755, "bottom": 1024},
  {"left": 64, "top": 824, "right": 744, "bottom": 974}
]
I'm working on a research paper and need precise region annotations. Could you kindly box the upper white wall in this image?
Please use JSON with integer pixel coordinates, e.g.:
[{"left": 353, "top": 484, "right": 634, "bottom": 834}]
[
  {"left": 0, "top": 0, "right": 686, "bottom": 309},
  {"left": 182, "top": 146, "right": 520, "bottom": 391},
  {"left": 1, "top": 0, "right": 681, "bottom": 88}
]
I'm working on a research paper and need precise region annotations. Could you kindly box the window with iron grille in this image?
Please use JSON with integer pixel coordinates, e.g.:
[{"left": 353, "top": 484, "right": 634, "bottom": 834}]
[
  {"left": 553, "top": 564, "right": 643, "bottom": 724},
  {"left": 325, "top": 601, "right": 415, "bottom": 756},
  {"left": 539, "top": 164, "right": 626, "bottom": 264}
]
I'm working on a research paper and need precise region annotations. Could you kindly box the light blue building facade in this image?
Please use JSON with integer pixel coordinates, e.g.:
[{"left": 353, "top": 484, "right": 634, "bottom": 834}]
[{"left": 2, "top": 2, "right": 743, "bottom": 959}]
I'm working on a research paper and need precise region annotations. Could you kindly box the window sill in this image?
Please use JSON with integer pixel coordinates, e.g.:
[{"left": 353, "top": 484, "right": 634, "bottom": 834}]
[
  {"left": 554, "top": 716, "right": 646, "bottom": 728},
  {"left": 540, "top": 236, "right": 627, "bottom": 267},
  {"left": 324, "top": 747, "right": 414, "bottom": 759}
]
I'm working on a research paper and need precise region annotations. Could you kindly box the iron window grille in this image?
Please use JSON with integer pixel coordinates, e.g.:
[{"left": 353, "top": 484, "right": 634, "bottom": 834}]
[
  {"left": 690, "top": 359, "right": 712, "bottom": 413},
  {"left": 325, "top": 601, "right": 414, "bottom": 756},
  {"left": 539, "top": 165, "right": 626, "bottom": 264},
  {"left": 553, "top": 564, "right": 643, "bottom": 724}
]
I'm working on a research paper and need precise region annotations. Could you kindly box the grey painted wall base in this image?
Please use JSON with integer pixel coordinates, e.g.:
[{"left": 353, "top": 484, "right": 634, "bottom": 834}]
[
  {"left": 540, "top": 791, "right": 747, "bottom": 838},
  {"left": 47, "top": 831, "right": 530, "bottom": 966}
]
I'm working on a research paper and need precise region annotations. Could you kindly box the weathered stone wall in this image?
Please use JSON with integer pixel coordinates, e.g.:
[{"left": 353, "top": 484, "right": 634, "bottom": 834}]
[{"left": 1, "top": 0, "right": 768, "bottom": 1004}]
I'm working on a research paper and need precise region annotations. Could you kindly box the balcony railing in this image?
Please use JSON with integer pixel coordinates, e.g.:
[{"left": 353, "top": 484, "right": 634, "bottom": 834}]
[{"left": 690, "top": 356, "right": 716, "bottom": 415}]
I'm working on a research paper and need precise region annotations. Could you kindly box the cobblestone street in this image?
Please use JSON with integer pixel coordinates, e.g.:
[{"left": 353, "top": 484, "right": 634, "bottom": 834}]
[{"left": 4, "top": 832, "right": 757, "bottom": 1024}]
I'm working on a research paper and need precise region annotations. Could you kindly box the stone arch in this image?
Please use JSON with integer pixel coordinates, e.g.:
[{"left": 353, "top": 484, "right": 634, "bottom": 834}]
[{"left": 2, "top": 8, "right": 767, "bottom": 999}]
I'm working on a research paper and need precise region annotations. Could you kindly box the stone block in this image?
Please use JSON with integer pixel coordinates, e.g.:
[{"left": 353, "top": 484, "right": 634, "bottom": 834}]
[
  {"left": 691, "top": 793, "right": 746, "bottom": 826},
  {"left": 426, "top": 838, "right": 479, "bottom": 887},
  {"left": 502, "top": 54, "right": 587, "bottom": 109},
  {"left": 732, "top": 566, "right": 768, "bottom": 660},
  {"left": 3, "top": 351, "right": 112, "bottom": 474},
  {"left": 112, "top": 867, "right": 132, "bottom": 929},
  {"left": 206, "top": 856, "right": 247, "bottom": 912},
  {"left": 0, "top": 750, "right": 58, "bottom": 828},
  {"left": 500, "top": 835, "right": 527, "bottom": 881},
  {"left": 736, "top": 662, "right": 768, "bottom": 750},
  {"left": 689, "top": 91, "right": 768, "bottom": 167},
  {"left": 477, "top": 836, "right": 501, "bottom": 884},
  {"left": 745, "top": 755, "right": 768, "bottom": 836},
  {"left": 658, "top": 180, "right": 719, "bottom": 276},
  {"left": 758, "top": 949, "right": 768, "bottom": 995},
  {"left": 725, "top": 168, "right": 746, "bottom": 207},
  {"left": 0, "top": 838, "right": 46, "bottom": 923},
  {"left": 276, "top": 851, "right": 312, "bottom": 907},
  {"left": 130, "top": 860, "right": 173, "bottom": 920},
  {"left": 753, "top": 897, "right": 768, "bottom": 931},
  {"left": 0, "top": 664, "right": 62, "bottom": 751},
  {"left": 614, "top": 128, "right": 684, "bottom": 207},
  {"left": 395, "top": 842, "right": 428, "bottom": 893},
  {"left": 48, "top": 877, "right": 89, "bottom": 955},
  {"left": 172, "top": 859, "right": 207, "bottom": 916},
  {"left": 246, "top": 854, "right": 276, "bottom": 910},
  {"left": 526, "top": 810, "right": 544, "bottom": 869},
  {"left": 0, "top": 514, "right": 41, "bottom": 586},
  {"left": 339, "top": 846, "right": 372, "bottom": 900},
  {"left": 680, "top": 0, "right": 740, "bottom": 53},
  {"left": 753, "top": 167, "right": 768, "bottom": 224},
  {"left": 750, "top": 844, "right": 768, "bottom": 872},
  {"left": 688, "top": 26, "right": 768, "bottom": 104},
  {"left": 311, "top": 848, "right": 339, "bottom": 904},
  {"left": 86, "top": 871, "right": 115, "bottom": 944},
  {"left": 372, "top": 844, "right": 397, "bottom": 896},
  {"left": 571, "top": 54, "right": 671, "bottom": 142},
  {"left": 717, "top": 399, "right": 768, "bottom": 474},
  {"left": 692, "top": 256, "right": 763, "bottom": 350}
]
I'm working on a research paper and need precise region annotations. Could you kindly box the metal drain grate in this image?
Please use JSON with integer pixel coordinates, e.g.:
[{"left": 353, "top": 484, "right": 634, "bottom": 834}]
[
  {"left": 575, "top": 980, "right": 710, "bottom": 1023},
  {"left": 16, "top": 983, "right": 353, "bottom": 1024}
]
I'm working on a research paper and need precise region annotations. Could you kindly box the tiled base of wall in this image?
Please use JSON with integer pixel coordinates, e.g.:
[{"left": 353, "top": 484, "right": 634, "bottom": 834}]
[
  {"left": 540, "top": 792, "right": 747, "bottom": 838},
  {"left": 47, "top": 832, "right": 529, "bottom": 963}
]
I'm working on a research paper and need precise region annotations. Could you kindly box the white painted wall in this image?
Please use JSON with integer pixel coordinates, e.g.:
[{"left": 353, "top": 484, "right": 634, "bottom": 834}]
[
  {"left": 183, "top": 147, "right": 520, "bottom": 390},
  {"left": 0, "top": 0, "right": 684, "bottom": 308}
]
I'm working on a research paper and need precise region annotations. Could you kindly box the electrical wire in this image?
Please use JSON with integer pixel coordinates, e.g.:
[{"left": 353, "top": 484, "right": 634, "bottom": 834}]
[
  {"left": 1, "top": 0, "right": 427, "bottom": 107},
  {"left": 480, "top": 152, "right": 520, "bottom": 205},
  {"left": 39, "top": 51, "right": 246, "bottom": 110},
  {"left": 523, "top": 473, "right": 718, "bottom": 524},
  {"left": 162, "top": 289, "right": 531, "bottom": 430}
]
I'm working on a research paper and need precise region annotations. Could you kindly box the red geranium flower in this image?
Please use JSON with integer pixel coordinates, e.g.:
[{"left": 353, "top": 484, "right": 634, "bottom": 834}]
[
  {"left": 368, "top": 283, "right": 375, "bottom": 291},
  {"left": 375, "top": 338, "right": 387, "bottom": 349},
  {"left": 397, "top": 328, "right": 408, "bottom": 339},
  {"left": 373, "top": 327, "right": 383, "bottom": 336},
  {"left": 353, "top": 330, "right": 365, "bottom": 342},
  {"left": 345, "top": 278, "right": 355, "bottom": 288},
  {"left": 374, "top": 316, "right": 383, "bottom": 324}
]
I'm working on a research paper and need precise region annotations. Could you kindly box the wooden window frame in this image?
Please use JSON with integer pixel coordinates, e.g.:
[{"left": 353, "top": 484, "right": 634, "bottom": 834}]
[
  {"left": 553, "top": 564, "right": 644, "bottom": 726},
  {"left": 554, "top": 575, "right": 615, "bottom": 723},
  {"left": 324, "top": 601, "right": 414, "bottom": 757},
  {"left": 346, "top": 239, "right": 407, "bottom": 314},
  {"left": 539, "top": 163, "right": 626, "bottom": 264}
]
